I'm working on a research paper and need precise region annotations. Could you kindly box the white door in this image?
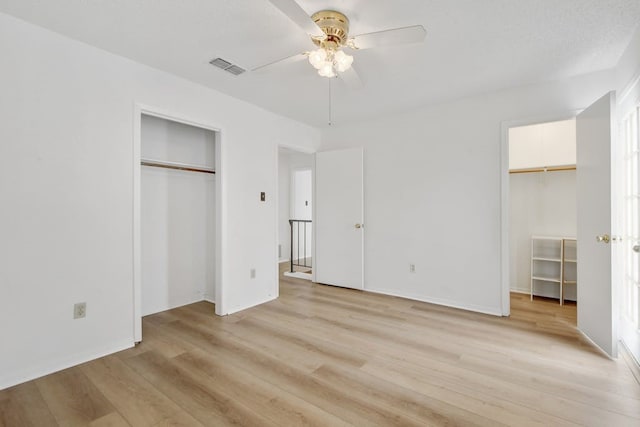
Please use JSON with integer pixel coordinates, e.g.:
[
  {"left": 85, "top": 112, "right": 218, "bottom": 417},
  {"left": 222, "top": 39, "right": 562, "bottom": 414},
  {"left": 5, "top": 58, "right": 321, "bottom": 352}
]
[
  {"left": 293, "top": 169, "right": 312, "bottom": 220},
  {"left": 315, "top": 148, "right": 364, "bottom": 289},
  {"left": 576, "top": 91, "right": 617, "bottom": 357}
]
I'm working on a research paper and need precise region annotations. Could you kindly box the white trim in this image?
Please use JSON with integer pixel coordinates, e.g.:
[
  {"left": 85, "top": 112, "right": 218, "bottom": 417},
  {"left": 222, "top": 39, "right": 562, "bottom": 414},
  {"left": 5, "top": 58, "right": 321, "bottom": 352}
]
[
  {"left": 225, "top": 295, "right": 278, "bottom": 316},
  {"left": 133, "top": 105, "right": 142, "bottom": 342},
  {"left": 312, "top": 153, "right": 317, "bottom": 284},
  {"left": 279, "top": 258, "right": 291, "bottom": 264},
  {"left": 203, "top": 297, "right": 216, "bottom": 304},
  {"left": 284, "top": 271, "right": 313, "bottom": 281},
  {"left": 274, "top": 144, "right": 281, "bottom": 300},
  {"left": 500, "top": 110, "right": 581, "bottom": 317},
  {"left": 366, "top": 288, "right": 503, "bottom": 317},
  {"left": 142, "top": 297, "right": 212, "bottom": 317},
  {"left": 0, "top": 340, "right": 133, "bottom": 391},
  {"left": 133, "top": 103, "right": 226, "bottom": 344}
]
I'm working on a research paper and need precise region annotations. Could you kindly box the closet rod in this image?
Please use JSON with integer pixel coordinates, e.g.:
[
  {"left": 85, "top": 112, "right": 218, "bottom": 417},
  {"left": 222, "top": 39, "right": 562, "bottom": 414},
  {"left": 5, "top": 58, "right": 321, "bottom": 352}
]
[
  {"left": 509, "top": 165, "right": 576, "bottom": 175},
  {"left": 141, "top": 159, "right": 215, "bottom": 174}
]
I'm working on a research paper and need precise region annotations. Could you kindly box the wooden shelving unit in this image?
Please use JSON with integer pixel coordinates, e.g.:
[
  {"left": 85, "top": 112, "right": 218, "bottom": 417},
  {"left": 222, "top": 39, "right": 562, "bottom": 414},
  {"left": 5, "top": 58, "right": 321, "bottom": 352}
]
[{"left": 530, "top": 236, "right": 577, "bottom": 305}]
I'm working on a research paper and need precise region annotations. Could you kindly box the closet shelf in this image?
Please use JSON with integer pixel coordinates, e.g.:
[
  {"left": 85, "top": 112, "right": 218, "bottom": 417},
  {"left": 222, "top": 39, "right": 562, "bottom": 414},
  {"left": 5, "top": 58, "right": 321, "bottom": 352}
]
[{"left": 530, "top": 236, "right": 577, "bottom": 305}]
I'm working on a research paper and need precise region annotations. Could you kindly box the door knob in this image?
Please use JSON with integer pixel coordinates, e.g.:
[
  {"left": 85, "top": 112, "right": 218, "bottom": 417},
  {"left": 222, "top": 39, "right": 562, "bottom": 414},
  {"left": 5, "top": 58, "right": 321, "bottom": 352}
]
[
  {"left": 634, "top": 245, "right": 640, "bottom": 253},
  {"left": 355, "top": 223, "right": 362, "bottom": 229},
  {"left": 596, "top": 234, "right": 610, "bottom": 244}
]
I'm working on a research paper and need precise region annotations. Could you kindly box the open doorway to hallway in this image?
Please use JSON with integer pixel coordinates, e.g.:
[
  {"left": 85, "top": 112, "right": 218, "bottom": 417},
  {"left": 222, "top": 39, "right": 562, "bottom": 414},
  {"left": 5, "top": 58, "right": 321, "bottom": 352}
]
[{"left": 278, "top": 147, "right": 314, "bottom": 282}]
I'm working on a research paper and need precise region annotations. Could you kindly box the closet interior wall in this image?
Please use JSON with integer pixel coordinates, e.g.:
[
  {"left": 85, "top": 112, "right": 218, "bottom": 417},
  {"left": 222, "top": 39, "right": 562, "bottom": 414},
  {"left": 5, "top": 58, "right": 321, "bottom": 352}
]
[{"left": 141, "top": 114, "right": 216, "bottom": 316}]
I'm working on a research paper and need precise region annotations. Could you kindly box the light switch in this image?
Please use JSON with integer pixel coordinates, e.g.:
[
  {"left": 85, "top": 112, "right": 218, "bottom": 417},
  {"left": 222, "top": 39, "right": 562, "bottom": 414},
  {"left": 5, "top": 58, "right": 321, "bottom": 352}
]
[{"left": 260, "top": 192, "right": 266, "bottom": 202}]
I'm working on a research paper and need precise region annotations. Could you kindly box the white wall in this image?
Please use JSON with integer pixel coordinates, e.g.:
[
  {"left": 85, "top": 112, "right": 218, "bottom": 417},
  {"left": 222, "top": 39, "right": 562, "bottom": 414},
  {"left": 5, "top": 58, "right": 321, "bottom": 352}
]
[
  {"left": 616, "top": 25, "right": 640, "bottom": 95},
  {"left": 141, "top": 167, "right": 215, "bottom": 312},
  {"left": 0, "top": 12, "right": 319, "bottom": 390},
  {"left": 509, "top": 171, "right": 577, "bottom": 300},
  {"left": 320, "top": 70, "right": 614, "bottom": 315},
  {"left": 141, "top": 114, "right": 215, "bottom": 168},
  {"left": 277, "top": 150, "right": 313, "bottom": 262},
  {"left": 508, "top": 119, "right": 576, "bottom": 170},
  {"left": 141, "top": 115, "right": 216, "bottom": 315}
]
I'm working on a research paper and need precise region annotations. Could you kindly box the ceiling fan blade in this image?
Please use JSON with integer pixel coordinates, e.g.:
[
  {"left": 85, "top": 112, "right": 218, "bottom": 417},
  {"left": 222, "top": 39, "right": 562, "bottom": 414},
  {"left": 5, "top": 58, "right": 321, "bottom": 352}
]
[
  {"left": 338, "top": 66, "right": 363, "bottom": 90},
  {"left": 251, "top": 52, "right": 308, "bottom": 72},
  {"left": 267, "top": 0, "right": 323, "bottom": 36},
  {"left": 350, "top": 25, "right": 426, "bottom": 50}
]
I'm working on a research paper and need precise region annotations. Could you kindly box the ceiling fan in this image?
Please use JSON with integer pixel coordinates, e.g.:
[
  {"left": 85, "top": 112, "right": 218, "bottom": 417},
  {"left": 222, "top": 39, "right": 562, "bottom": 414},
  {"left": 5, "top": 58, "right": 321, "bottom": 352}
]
[{"left": 254, "top": 0, "right": 427, "bottom": 89}]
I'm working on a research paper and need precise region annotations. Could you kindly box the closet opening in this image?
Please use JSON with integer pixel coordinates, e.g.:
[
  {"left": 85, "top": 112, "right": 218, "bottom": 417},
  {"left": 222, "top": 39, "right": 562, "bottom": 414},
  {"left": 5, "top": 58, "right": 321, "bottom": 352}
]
[
  {"left": 505, "top": 118, "right": 577, "bottom": 323},
  {"left": 133, "top": 108, "right": 222, "bottom": 342},
  {"left": 278, "top": 146, "right": 314, "bottom": 284}
]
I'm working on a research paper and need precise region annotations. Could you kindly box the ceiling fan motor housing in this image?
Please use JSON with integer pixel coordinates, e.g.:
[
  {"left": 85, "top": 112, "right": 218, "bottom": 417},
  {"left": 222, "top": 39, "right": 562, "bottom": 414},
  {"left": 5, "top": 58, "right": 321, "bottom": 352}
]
[{"left": 311, "top": 10, "right": 350, "bottom": 49}]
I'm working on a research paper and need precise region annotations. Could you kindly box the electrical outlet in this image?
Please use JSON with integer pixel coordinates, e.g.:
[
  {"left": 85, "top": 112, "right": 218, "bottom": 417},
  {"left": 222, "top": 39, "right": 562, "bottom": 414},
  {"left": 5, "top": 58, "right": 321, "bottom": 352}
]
[
  {"left": 250, "top": 268, "right": 256, "bottom": 279},
  {"left": 409, "top": 264, "right": 416, "bottom": 273},
  {"left": 74, "top": 302, "right": 86, "bottom": 319}
]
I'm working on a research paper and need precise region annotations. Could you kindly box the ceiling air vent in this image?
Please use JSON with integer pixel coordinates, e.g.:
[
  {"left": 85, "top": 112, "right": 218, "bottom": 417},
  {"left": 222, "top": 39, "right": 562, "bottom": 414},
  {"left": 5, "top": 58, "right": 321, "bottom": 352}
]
[{"left": 209, "top": 57, "right": 246, "bottom": 76}]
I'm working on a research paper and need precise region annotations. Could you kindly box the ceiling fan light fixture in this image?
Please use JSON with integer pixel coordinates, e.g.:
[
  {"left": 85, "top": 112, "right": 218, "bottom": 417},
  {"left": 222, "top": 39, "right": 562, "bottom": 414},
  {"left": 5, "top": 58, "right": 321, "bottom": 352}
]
[
  {"left": 318, "top": 61, "right": 336, "bottom": 78},
  {"left": 308, "top": 47, "right": 352, "bottom": 77},
  {"left": 333, "top": 50, "right": 353, "bottom": 72},
  {"left": 308, "top": 48, "right": 328, "bottom": 69}
]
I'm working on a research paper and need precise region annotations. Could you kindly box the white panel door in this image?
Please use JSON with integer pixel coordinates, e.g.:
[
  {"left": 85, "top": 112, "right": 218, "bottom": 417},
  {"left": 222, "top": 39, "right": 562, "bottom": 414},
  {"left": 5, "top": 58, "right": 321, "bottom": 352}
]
[
  {"left": 576, "top": 91, "right": 617, "bottom": 357},
  {"left": 315, "top": 148, "right": 364, "bottom": 289},
  {"left": 293, "top": 169, "right": 312, "bottom": 220}
]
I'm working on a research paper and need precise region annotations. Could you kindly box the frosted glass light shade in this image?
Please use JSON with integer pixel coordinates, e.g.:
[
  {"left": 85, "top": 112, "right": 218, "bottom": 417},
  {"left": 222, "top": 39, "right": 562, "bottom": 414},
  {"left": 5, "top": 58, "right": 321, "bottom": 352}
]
[
  {"left": 318, "top": 62, "right": 336, "bottom": 78},
  {"left": 308, "top": 48, "right": 327, "bottom": 70},
  {"left": 334, "top": 50, "right": 353, "bottom": 72}
]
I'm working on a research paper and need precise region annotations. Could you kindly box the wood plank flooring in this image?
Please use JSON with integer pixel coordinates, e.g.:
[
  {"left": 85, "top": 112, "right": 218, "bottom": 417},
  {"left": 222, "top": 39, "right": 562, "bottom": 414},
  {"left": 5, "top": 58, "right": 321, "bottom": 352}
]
[{"left": 2, "top": 266, "right": 639, "bottom": 426}]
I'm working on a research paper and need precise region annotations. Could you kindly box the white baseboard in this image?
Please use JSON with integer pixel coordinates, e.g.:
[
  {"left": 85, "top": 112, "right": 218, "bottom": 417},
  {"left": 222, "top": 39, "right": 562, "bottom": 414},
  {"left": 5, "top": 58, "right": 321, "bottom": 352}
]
[
  {"left": 283, "top": 271, "right": 312, "bottom": 281},
  {"left": 142, "top": 296, "right": 208, "bottom": 317},
  {"left": 0, "top": 340, "right": 133, "bottom": 391},
  {"left": 224, "top": 295, "right": 278, "bottom": 316},
  {"left": 366, "top": 287, "right": 503, "bottom": 317},
  {"left": 278, "top": 258, "right": 290, "bottom": 264}
]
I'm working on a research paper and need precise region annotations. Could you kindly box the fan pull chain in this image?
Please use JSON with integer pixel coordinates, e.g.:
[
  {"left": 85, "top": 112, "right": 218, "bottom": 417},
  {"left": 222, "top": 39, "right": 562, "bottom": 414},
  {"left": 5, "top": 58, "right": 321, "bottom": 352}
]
[{"left": 328, "top": 77, "right": 332, "bottom": 126}]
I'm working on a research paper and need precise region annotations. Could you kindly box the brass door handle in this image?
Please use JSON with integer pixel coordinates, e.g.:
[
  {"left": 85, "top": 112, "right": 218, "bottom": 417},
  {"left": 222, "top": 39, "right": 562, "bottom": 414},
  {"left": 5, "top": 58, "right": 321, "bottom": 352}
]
[
  {"left": 355, "top": 224, "right": 362, "bottom": 229},
  {"left": 596, "top": 234, "right": 610, "bottom": 244},
  {"left": 633, "top": 245, "right": 640, "bottom": 253}
]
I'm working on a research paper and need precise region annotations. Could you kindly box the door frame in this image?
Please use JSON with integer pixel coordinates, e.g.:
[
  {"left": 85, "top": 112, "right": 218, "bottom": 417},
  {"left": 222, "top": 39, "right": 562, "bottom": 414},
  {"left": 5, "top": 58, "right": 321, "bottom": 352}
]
[
  {"left": 133, "top": 103, "right": 224, "bottom": 342},
  {"left": 499, "top": 109, "right": 580, "bottom": 316}
]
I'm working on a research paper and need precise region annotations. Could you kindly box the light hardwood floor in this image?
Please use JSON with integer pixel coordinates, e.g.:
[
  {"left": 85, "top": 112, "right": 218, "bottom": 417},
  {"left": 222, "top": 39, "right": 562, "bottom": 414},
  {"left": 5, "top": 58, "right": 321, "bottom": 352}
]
[{"left": 2, "top": 266, "right": 640, "bottom": 426}]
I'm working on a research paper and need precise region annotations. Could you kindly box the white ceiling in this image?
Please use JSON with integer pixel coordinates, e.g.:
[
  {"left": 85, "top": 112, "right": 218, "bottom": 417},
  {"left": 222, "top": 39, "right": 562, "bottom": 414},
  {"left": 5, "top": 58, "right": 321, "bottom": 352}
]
[{"left": 2, "top": 0, "right": 639, "bottom": 127}]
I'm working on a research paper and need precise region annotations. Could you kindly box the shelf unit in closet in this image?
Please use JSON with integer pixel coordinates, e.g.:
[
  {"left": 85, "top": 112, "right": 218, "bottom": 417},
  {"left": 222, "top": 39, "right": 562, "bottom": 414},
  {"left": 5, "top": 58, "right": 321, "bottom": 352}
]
[{"left": 530, "top": 236, "right": 577, "bottom": 305}]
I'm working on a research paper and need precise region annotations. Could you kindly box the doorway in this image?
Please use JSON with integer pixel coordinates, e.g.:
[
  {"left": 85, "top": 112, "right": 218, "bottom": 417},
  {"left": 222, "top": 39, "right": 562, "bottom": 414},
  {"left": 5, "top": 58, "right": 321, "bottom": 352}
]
[
  {"left": 508, "top": 118, "right": 578, "bottom": 318},
  {"left": 500, "top": 112, "right": 579, "bottom": 317},
  {"left": 502, "top": 93, "right": 621, "bottom": 359},
  {"left": 278, "top": 147, "right": 314, "bottom": 282},
  {"left": 133, "top": 106, "right": 223, "bottom": 342}
]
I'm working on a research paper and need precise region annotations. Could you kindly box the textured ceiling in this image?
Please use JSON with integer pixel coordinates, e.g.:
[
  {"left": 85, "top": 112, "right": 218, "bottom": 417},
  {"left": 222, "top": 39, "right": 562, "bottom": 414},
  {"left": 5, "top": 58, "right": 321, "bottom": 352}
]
[{"left": 1, "top": 0, "right": 639, "bottom": 127}]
